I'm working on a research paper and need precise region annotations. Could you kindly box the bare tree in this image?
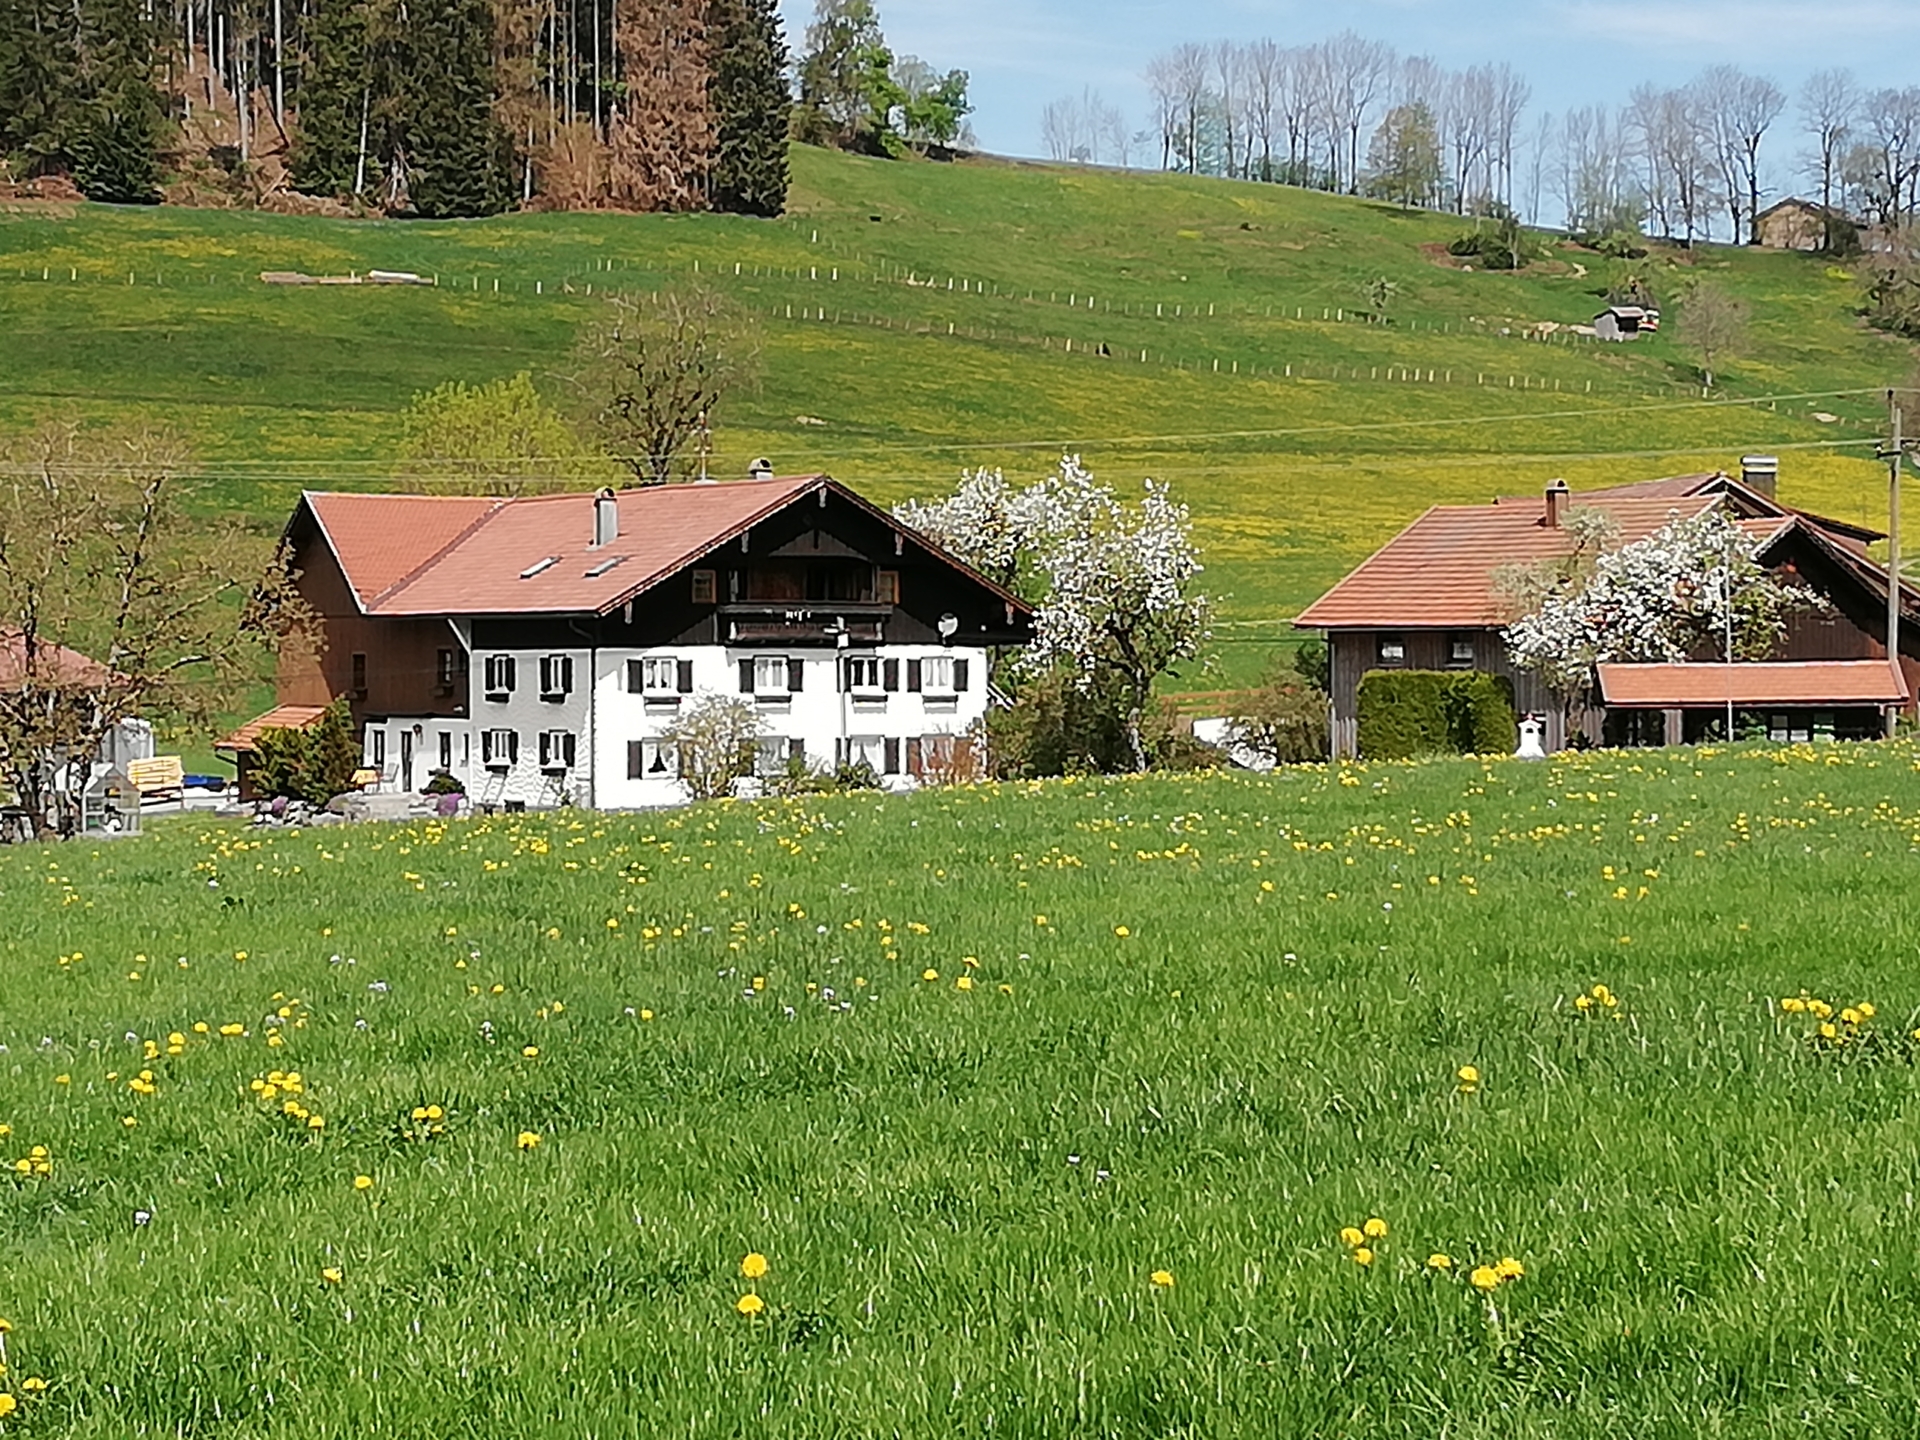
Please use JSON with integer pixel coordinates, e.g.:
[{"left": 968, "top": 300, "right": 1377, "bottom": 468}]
[
  {"left": 1245, "top": 38, "right": 1282, "bottom": 181},
  {"left": 1488, "top": 63, "right": 1530, "bottom": 207},
  {"left": 1168, "top": 42, "right": 1212, "bottom": 173},
  {"left": 662, "top": 692, "right": 762, "bottom": 800},
  {"left": 569, "top": 287, "right": 762, "bottom": 485},
  {"left": 1695, "top": 66, "right": 1749, "bottom": 242},
  {"left": 1862, "top": 87, "right": 1920, "bottom": 227},
  {"left": 1677, "top": 280, "right": 1749, "bottom": 390},
  {"left": 1144, "top": 53, "right": 1181, "bottom": 170},
  {"left": 1320, "top": 31, "right": 1393, "bottom": 193},
  {"left": 1728, "top": 72, "right": 1786, "bottom": 242},
  {"left": 0, "top": 423, "right": 310, "bottom": 835},
  {"left": 1800, "top": 68, "right": 1858, "bottom": 235},
  {"left": 1213, "top": 41, "right": 1243, "bottom": 178}
]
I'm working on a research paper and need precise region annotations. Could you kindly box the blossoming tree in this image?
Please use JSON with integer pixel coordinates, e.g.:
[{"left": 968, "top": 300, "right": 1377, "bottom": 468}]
[
  {"left": 1503, "top": 507, "right": 1816, "bottom": 702},
  {"left": 900, "top": 456, "right": 1211, "bottom": 771}
]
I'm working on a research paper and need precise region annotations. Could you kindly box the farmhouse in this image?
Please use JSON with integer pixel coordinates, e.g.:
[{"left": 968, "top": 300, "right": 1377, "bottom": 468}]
[
  {"left": 230, "top": 473, "right": 1032, "bottom": 809},
  {"left": 1753, "top": 197, "right": 1859, "bottom": 251},
  {"left": 1294, "top": 463, "right": 1918, "bottom": 756}
]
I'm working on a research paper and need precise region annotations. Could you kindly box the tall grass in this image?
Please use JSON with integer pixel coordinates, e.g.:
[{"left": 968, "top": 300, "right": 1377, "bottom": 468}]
[{"left": 1, "top": 741, "right": 1918, "bottom": 1434}]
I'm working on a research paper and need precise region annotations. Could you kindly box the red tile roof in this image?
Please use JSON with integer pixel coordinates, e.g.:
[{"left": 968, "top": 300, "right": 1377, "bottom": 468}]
[
  {"left": 1294, "top": 494, "right": 1724, "bottom": 629},
  {"left": 216, "top": 704, "right": 329, "bottom": 753},
  {"left": 0, "top": 630, "right": 110, "bottom": 689},
  {"left": 305, "top": 494, "right": 497, "bottom": 610},
  {"left": 299, "top": 476, "right": 1030, "bottom": 619},
  {"left": 1596, "top": 660, "right": 1909, "bottom": 707}
]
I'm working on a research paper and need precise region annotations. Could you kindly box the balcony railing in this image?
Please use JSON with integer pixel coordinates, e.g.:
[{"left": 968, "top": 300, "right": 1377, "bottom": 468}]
[{"left": 720, "top": 603, "right": 888, "bottom": 645}]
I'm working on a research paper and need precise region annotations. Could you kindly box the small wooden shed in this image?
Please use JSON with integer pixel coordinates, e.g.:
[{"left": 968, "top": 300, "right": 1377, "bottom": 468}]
[{"left": 1593, "top": 305, "right": 1647, "bottom": 341}]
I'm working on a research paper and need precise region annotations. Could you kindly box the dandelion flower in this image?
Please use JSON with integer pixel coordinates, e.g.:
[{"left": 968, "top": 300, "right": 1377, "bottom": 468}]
[
  {"left": 1427, "top": 1253, "right": 1452, "bottom": 1270},
  {"left": 955, "top": 976, "right": 974, "bottom": 992},
  {"left": 321, "top": 1267, "right": 343, "bottom": 1285},
  {"left": 1456, "top": 1065, "right": 1480, "bottom": 1090},
  {"left": 1494, "top": 1257, "right": 1525, "bottom": 1280},
  {"left": 20, "top": 1377, "right": 46, "bottom": 1394},
  {"left": 741, "top": 1252, "right": 769, "bottom": 1280},
  {"left": 521, "top": 1045, "right": 540, "bottom": 1059},
  {"left": 1841, "top": 1008, "right": 1861, "bottom": 1026},
  {"left": 1114, "top": 926, "right": 1130, "bottom": 938},
  {"left": 1338, "top": 1226, "right": 1365, "bottom": 1248},
  {"left": 0, "top": 1394, "right": 15, "bottom": 1418},
  {"left": 1859, "top": 1002, "right": 1877, "bottom": 1019},
  {"left": 1352, "top": 1247, "right": 1374, "bottom": 1266},
  {"left": 1149, "top": 1269, "right": 1174, "bottom": 1288},
  {"left": 922, "top": 968, "right": 939, "bottom": 982},
  {"left": 735, "top": 1292, "right": 765, "bottom": 1316},
  {"left": 353, "top": 1175, "right": 374, "bottom": 1192},
  {"left": 1363, "top": 1217, "right": 1388, "bottom": 1240},
  {"left": 1470, "top": 1266, "right": 1500, "bottom": 1292},
  {"left": 516, "top": 1130, "right": 541, "bottom": 1151}
]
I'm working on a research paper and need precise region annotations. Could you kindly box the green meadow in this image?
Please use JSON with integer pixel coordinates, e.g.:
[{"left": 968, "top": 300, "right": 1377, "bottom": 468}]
[
  {"left": 1, "top": 145, "right": 1914, "bottom": 689},
  {"left": 2, "top": 742, "right": 1920, "bottom": 1435}
]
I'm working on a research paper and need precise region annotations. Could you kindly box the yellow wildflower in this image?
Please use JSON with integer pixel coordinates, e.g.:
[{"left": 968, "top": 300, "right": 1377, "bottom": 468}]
[
  {"left": 353, "top": 1175, "right": 374, "bottom": 1192},
  {"left": 1427, "top": 1254, "right": 1452, "bottom": 1270},
  {"left": 1352, "top": 1247, "right": 1374, "bottom": 1266},
  {"left": 1149, "top": 1269, "right": 1174, "bottom": 1288},
  {"left": 516, "top": 1130, "right": 541, "bottom": 1151},
  {"left": 1470, "top": 1266, "right": 1500, "bottom": 1292},
  {"left": 1363, "top": 1217, "right": 1388, "bottom": 1239},
  {"left": 1338, "top": 1226, "right": 1365, "bottom": 1248},
  {"left": 741, "top": 1252, "right": 769, "bottom": 1280},
  {"left": 1494, "top": 1257, "right": 1525, "bottom": 1280},
  {"left": 735, "top": 1292, "right": 765, "bottom": 1316},
  {"left": 321, "top": 1267, "right": 343, "bottom": 1285}
]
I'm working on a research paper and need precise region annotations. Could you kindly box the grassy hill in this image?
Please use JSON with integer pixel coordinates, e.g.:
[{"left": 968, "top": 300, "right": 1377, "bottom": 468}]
[
  {"left": 1, "top": 146, "right": 1913, "bottom": 690},
  {"left": 2, "top": 744, "right": 1920, "bottom": 1434}
]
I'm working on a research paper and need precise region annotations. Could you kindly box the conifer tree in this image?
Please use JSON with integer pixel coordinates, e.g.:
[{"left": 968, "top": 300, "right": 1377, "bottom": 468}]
[
  {"left": 290, "top": 0, "right": 372, "bottom": 198},
  {"left": 68, "top": 0, "right": 167, "bottom": 203},
  {"left": 606, "top": 0, "right": 714, "bottom": 211},
  {"left": 0, "top": 0, "right": 81, "bottom": 173},
  {"left": 400, "top": 0, "right": 513, "bottom": 216},
  {"left": 707, "top": 0, "right": 789, "bottom": 216}
]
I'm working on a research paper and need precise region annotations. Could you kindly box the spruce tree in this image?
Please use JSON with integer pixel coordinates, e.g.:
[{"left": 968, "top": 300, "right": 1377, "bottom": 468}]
[
  {"left": 707, "top": 0, "right": 789, "bottom": 217},
  {"left": 68, "top": 0, "right": 166, "bottom": 203},
  {"left": 0, "top": 0, "right": 81, "bottom": 172},
  {"left": 291, "top": 0, "right": 372, "bottom": 199},
  {"left": 401, "top": 0, "right": 514, "bottom": 217}
]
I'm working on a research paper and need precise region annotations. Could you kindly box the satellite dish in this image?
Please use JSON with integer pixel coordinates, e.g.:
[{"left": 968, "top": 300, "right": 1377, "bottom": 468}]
[{"left": 937, "top": 613, "right": 959, "bottom": 642}]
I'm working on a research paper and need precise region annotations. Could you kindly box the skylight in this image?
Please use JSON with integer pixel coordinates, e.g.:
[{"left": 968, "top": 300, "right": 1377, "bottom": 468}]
[
  {"left": 583, "top": 554, "right": 629, "bottom": 579},
  {"left": 519, "top": 556, "right": 560, "bottom": 579}
]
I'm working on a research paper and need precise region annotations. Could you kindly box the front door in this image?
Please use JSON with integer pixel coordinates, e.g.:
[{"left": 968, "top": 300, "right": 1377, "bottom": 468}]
[{"left": 400, "top": 732, "right": 414, "bottom": 791}]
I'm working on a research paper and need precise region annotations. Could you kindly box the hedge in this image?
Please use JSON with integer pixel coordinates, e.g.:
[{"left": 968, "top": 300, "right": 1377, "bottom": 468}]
[{"left": 1356, "top": 670, "right": 1518, "bottom": 760}]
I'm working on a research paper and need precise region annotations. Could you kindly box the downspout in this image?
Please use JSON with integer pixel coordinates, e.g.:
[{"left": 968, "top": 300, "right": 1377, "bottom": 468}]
[{"left": 569, "top": 618, "right": 597, "bottom": 809}]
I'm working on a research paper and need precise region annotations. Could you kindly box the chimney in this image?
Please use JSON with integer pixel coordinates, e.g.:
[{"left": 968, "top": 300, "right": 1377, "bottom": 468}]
[
  {"left": 593, "top": 488, "right": 618, "bottom": 547},
  {"left": 747, "top": 457, "right": 774, "bottom": 481},
  {"left": 1740, "top": 454, "right": 1778, "bottom": 498},
  {"left": 1544, "top": 477, "right": 1570, "bottom": 529}
]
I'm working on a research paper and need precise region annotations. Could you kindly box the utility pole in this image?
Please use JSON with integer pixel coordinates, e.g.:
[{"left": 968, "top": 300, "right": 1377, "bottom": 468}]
[{"left": 1878, "top": 390, "right": 1914, "bottom": 737}]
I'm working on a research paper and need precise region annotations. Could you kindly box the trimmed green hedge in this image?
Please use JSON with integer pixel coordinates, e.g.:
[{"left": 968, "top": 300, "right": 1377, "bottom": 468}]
[{"left": 1357, "top": 670, "right": 1517, "bottom": 760}]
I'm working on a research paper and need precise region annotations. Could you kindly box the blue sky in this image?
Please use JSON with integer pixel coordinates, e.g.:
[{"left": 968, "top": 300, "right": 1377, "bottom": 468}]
[{"left": 778, "top": 0, "right": 1920, "bottom": 182}]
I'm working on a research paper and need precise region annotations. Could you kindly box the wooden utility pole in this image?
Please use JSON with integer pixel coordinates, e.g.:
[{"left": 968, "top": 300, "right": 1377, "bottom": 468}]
[{"left": 1879, "top": 391, "right": 1913, "bottom": 736}]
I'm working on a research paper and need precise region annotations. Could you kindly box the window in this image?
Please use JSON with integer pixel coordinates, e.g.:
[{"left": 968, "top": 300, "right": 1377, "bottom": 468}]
[
  {"left": 350, "top": 652, "right": 367, "bottom": 698},
  {"left": 691, "top": 569, "right": 717, "bottom": 604},
  {"left": 630, "top": 656, "right": 689, "bottom": 695},
  {"left": 876, "top": 570, "right": 900, "bottom": 605},
  {"left": 538, "top": 729, "right": 577, "bottom": 770},
  {"left": 436, "top": 648, "right": 458, "bottom": 690},
  {"left": 908, "top": 656, "right": 969, "bottom": 693},
  {"left": 741, "top": 655, "right": 802, "bottom": 695},
  {"left": 754, "top": 737, "right": 790, "bottom": 776},
  {"left": 481, "top": 728, "right": 518, "bottom": 768},
  {"left": 1377, "top": 635, "right": 1407, "bottom": 666},
  {"left": 484, "top": 655, "right": 516, "bottom": 700},
  {"left": 539, "top": 654, "right": 574, "bottom": 700},
  {"left": 369, "top": 729, "right": 386, "bottom": 766},
  {"left": 438, "top": 732, "right": 452, "bottom": 770},
  {"left": 628, "top": 738, "right": 678, "bottom": 779},
  {"left": 844, "top": 655, "right": 882, "bottom": 691},
  {"left": 1448, "top": 635, "right": 1475, "bottom": 668}
]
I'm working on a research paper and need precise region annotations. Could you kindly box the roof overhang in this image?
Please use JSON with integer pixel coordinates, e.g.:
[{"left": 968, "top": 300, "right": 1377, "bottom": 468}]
[{"left": 1596, "top": 660, "right": 1910, "bottom": 709}]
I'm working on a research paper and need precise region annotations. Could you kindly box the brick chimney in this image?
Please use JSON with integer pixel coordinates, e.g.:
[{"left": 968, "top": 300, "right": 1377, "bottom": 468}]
[
  {"left": 593, "top": 487, "right": 618, "bottom": 547},
  {"left": 1544, "top": 477, "right": 1570, "bottom": 529},
  {"left": 1740, "top": 454, "right": 1778, "bottom": 498}
]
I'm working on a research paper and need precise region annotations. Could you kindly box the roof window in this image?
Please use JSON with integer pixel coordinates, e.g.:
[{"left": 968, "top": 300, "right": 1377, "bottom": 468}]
[
  {"left": 584, "top": 555, "right": 628, "bottom": 579},
  {"left": 519, "top": 556, "right": 560, "bottom": 579}
]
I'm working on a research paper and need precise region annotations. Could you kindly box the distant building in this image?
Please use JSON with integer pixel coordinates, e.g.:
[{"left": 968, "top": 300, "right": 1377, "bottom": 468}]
[
  {"left": 1753, "top": 197, "right": 1859, "bottom": 251},
  {"left": 1293, "top": 466, "right": 1918, "bottom": 756},
  {"left": 1593, "top": 305, "right": 1651, "bottom": 341}
]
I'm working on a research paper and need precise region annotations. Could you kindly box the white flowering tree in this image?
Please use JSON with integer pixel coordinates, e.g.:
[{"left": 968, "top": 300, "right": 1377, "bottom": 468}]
[
  {"left": 1504, "top": 507, "right": 1816, "bottom": 700},
  {"left": 899, "top": 456, "right": 1211, "bottom": 771}
]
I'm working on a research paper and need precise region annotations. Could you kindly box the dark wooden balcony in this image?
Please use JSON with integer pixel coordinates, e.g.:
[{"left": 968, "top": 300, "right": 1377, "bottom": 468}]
[{"left": 720, "top": 603, "right": 889, "bottom": 645}]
